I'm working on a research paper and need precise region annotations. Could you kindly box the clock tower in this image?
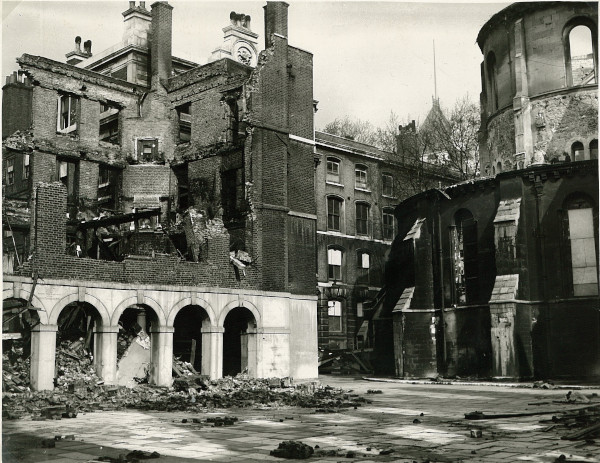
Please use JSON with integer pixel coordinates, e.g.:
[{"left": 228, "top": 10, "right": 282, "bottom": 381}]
[{"left": 209, "top": 12, "right": 259, "bottom": 67}]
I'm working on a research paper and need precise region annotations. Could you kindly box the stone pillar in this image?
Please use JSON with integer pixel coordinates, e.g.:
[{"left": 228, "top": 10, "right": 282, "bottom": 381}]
[
  {"left": 513, "top": 18, "right": 534, "bottom": 167},
  {"left": 149, "top": 326, "right": 174, "bottom": 387},
  {"left": 201, "top": 327, "right": 223, "bottom": 379},
  {"left": 392, "top": 310, "right": 404, "bottom": 377},
  {"left": 93, "top": 325, "right": 119, "bottom": 384},
  {"left": 246, "top": 328, "right": 259, "bottom": 378},
  {"left": 30, "top": 324, "right": 58, "bottom": 391},
  {"left": 490, "top": 302, "right": 517, "bottom": 377}
]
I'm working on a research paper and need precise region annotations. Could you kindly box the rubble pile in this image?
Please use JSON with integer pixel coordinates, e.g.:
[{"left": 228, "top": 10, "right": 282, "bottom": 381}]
[
  {"left": 55, "top": 340, "right": 102, "bottom": 390},
  {"left": 2, "top": 343, "right": 30, "bottom": 393},
  {"left": 270, "top": 441, "right": 314, "bottom": 459}
]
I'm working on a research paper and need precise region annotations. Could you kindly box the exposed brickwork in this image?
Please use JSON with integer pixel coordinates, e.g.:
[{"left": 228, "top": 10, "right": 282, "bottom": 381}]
[
  {"left": 2, "top": 81, "right": 32, "bottom": 136},
  {"left": 79, "top": 161, "right": 99, "bottom": 201}
]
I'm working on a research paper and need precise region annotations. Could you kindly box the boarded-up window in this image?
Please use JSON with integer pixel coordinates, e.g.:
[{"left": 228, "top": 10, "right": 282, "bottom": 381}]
[{"left": 568, "top": 207, "right": 598, "bottom": 296}]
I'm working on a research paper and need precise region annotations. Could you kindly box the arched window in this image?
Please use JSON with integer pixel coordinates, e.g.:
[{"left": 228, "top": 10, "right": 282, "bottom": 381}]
[
  {"left": 564, "top": 19, "right": 598, "bottom": 86},
  {"left": 496, "top": 161, "right": 502, "bottom": 173},
  {"left": 326, "top": 157, "right": 341, "bottom": 183},
  {"left": 355, "top": 202, "right": 370, "bottom": 236},
  {"left": 590, "top": 139, "right": 598, "bottom": 159},
  {"left": 451, "top": 209, "right": 479, "bottom": 304},
  {"left": 327, "top": 196, "right": 343, "bottom": 232},
  {"left": 355, "top": 164, "right": 368, "bottom": 189},
  {"left": 571, "top": 141, "right": 585, "bottom": 161},
  {"left": 563, "top": 195, "right": 598, "bottom": 296},
  {"left": 382, "top": 208, "right": 396, "bottom": 241},
  {"left": 327, "top": 246, "right": 343, "bottom": 281},
  {"left": 486, "top": 51, "right": 499, "bottom": 112}
]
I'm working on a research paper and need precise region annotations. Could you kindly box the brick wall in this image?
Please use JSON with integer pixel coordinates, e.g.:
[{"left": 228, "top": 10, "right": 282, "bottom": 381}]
[
  {"left": 188, "top": 156, "right": 223, "bottom": 217},
  {"left": 287, "top": 47, "right": 313, "bottom": 140},
  {"left": 2, "top": 82, "right": 32, "bottom": 136},
  {"left": 79, "top": 161, "right": 99, "bottom": 201}
]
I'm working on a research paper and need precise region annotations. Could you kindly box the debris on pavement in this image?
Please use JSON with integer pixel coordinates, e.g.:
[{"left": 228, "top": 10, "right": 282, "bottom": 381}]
[
  {"left": 270, "top": 440, "right": 314, "bottom": 459},
  {"left": 539, "top": 404, "right": 600, "bottom": 441}
]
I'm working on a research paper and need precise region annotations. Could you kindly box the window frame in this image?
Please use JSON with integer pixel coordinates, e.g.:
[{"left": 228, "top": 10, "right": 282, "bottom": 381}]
[
  {"left": 327, "top": 195, "right": 343, "bottom": 232},
  {"left": 382, "top": 208, "right": 395, "bottom": 241},
  {"left": 6, "top": 158, "right": 15, "bottom": 185},
  {"left": 136, "top": 138, "right": 159, "bottom": 163},
  {"left": 99, "top": 102, "right": 120, "bottom": 145},
  {"left": 357, "top": 250, "right": 370, "bottom": 283},
  {"left": 23, "top": 154, "right": 30, "bottom": 180},
  {"left": 327, "top": 300, "right": 343, "bottom": 332},
  {"left": 355, "top": 164, "right": 368, "bottom": 190},
  {"left": 563, "top": 18, "right": 598, "bottom": 87},
  {"left": 326, "top": 157, "right": 341, "bottom": 184},
  {"left": 57, "top": 94, "right": 79, "bottom": 134},
  {"left": 327, "top": 247, "right": 343, "bottom": 281},
  {"left": 355, "top": 201, "right": 370, "bottom": 236},
  {"left": 571, "top": 141, "right": 585, "bottom": 161},
  {"left": 382, "top": 173, "right": 394, "bottom": 197}
]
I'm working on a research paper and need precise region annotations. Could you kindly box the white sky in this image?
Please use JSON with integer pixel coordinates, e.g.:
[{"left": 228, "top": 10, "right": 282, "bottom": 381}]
[{"left": 2, "top": 0, "right": 510, "bottom": 129}]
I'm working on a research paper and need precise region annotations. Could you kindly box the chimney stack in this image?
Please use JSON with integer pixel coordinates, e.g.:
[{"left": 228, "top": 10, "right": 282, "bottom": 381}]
[
  {"left": 122, "top": 1, "right": 151, "bottom": 47},
  {"left": 150, "top": 1, "right": 173, "bottom": 85},
  {"left": 66, "top": 36, "right": 92, "bottom": 65},
  {"left": 83, "top": 40, "right": 92, "bottom": 55},
  {"left": 264, "top": 2, "right": 288, "bottom": 48}
]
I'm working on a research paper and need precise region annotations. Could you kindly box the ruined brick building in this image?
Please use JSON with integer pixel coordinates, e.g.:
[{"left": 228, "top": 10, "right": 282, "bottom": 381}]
[
  {"left": 2, "top": 1, "right": 319, "bottom": 389},
  {"left": 375, "top": 1, "right": 599, "bottom": 379}
]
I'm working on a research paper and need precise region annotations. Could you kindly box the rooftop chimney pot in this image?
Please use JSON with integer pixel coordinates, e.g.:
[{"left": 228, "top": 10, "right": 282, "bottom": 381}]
[{"left": 129, "top": 1, "right": 135, "bottom": 8}]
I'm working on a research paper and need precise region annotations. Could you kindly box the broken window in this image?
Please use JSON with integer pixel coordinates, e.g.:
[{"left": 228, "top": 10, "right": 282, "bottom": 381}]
[
  {"left": 57, "top": 159, "right": 79, "bottom": 205},
  {"left": 327, "top": 300, "right": 342, "bottom": 332},
  {"left": 355, "top": 164, "right": 368, "bottom": 189},
  {"left": 177, "top": 102, "right": 191, "bottom": 143},
  {"left": 382, "top": 173, "right": 394, "bottom": 197},
  {"left": 137, "top": 138, "right": 159, "bottom": 163},
  {"left": 566, "top": 197, "right": 598, "bottom": 296},
  {"left": 355, "top": 202, "right": 369, "bottom": 236},
  {"left": 326, "top": 157, "right": 340, "bottom": 183},
  {"left": 222, "top": 167, "right": 245, "bottom": 222},
  {"left": 99, "top": 102, "right": 120, "bottom": 145},
  {"left": 566, "top": 24, "right": 596, "bottom": 86},
  {"left": 327, "top": 196, "right": 342, "bottom": 232},
  {"left": 357, "top": 250, "right": 370, "bottom": 283},
  {"left": 23, "top": 154, "right": 30, "bottom": 180},
  {"left": 57, "top": 94, "right": 79, "bottom": 134},
  {"left": 328, "top": 247, "right": 343, "bottom": 281},
  {"left": 382, "top": 209, "right": 395, "bottom": 241},
  {"left": 451, "top": 209, "right": 479, "bottom": 305},
  {"left": 571, "top": 141, "right": 585, "bottom": 161},
  {"left": 98, "top": 165, "right": 118, "bottom": 210},
  {"left": 6, "top": 158, "right": 14, "bottom": 185}
]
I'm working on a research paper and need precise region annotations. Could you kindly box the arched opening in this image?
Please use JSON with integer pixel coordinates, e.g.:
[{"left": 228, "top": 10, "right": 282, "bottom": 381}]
[
  {"left": 496, "top": 161, "right": 502, "bottom": 173},
  {"left": 223, "top": 307, "right": 256, "bottom": 377},
  {"left": 2, "top": 298, "right": 40, "bottom": 391},
  {"left": 116, "top": 304, "right": 158, "bottom": 387},
  {"left": 571, "top": 141, "right": 585, "bottom": 161},
  {"left": 486, "top": 51, "right": 499, "bottom": 112},
  {"left": 451, "top": 209, "right": 479, "bottom": 305},
  {"left": 589, "top": 139, "right": 598, "bottom": 159},
  {"left": 173, "top": 305, "right": 209, "bottom": 373},
  {"left": 566, "top": 24, "right": 597, "bottom": 86},
  {"left": 55, "top": 301, "right": 103, "bottom": 387}
]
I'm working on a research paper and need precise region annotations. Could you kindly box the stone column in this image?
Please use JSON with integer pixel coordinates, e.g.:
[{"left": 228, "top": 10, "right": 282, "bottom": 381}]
[
  {"left": 513, "top": 18, "right": 534, "bottom": 167},
  {"left": 201, "top": 327, "right": 223, "bottom": 379},
  {"left": 149, "top": 326, "right": 174, "bottom": 387},
  {"left": 490, "top": 302, "right": 517, "bottom": 377},
  {"left": 246, "top": 328, "right": 259, "bottom": 378},
  {"left": 93, "top": 325, "right": 119, "bottom": 384},
  {"left": 30, "top": 324, "right": 58, "bottom": 391}
]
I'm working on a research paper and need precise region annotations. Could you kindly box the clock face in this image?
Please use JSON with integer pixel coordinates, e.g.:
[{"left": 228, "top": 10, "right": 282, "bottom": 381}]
[{"left": 237, "top": 46, "right": 253, "bottom": 65}]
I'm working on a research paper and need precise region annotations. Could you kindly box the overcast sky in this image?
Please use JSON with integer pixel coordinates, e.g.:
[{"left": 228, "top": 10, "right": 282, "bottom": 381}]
[{"left": 2, "top": 0, "right": 509, "bottom": 130}]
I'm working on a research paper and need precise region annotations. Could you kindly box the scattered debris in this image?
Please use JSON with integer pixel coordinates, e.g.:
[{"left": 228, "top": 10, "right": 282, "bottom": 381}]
[
  {"left": 379, "top": 448, "right": 395, "bottom": 455},
  {"left": 470, "top": 429, "right": 483, "bottom": 438},
  {"left": 465, "top": 406, "right": 598, "bottom": 420},
  {"left": 319, "top": 347, "right": 373, "bottom": 374},
  {"left": 366, "top": 389, "right": 382, "bottom": 394},
  {"left": 270, "top": 441, "right": 314, "bottom": 459}
]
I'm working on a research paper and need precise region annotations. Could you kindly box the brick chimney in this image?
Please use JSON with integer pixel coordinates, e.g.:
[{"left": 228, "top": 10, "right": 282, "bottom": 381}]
[
  {"left": 122, "top": 1, "right": 152, "bottom": 47},
  {"left": 150, "top": 1, "right": 173, "bottom": 86},
  {"left": 65, "top": 36, "right": 92, "bottom": 65},
  {"left": 263, "top": 2, "right": 288, "bottom": 48}
]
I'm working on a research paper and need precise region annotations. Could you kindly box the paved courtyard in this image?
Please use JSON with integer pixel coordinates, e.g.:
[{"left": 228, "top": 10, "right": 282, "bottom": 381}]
[{"left": 2, "top": 375, "right": 600, "bottom": 463}]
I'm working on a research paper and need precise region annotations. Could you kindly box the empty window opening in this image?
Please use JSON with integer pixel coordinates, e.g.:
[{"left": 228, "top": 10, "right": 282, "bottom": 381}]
[
  {"left": 486, "top": 52, "right": 499, "bottom": 112},
  {"left": 566, "top": 198, "right": 598, "bottom": 296},
  {"left": 356, "top": 202, "right": 370, "bottom": 235},
  {"left": 173, "top": 305, "right": 208, "bottom": 373},
  {"left": 590, "top": 140, "right": 598, "bottom": 159},
  {"left": 137, "top": 138, "right": 159, "bottom": 163},
  {"left": 177, "top": 102, "right": 191, "bottom": 143},
  {"left": 355, "top": 164, "right": 368, "bottom": 189},
  {"left": 98, "top": 165, "right": 119, "bottom": 209},
  {"left": 496, "top": 161, "right": 502, "bottom": 173},
  {"left": 327, "top": 196, "right": 342, "bottom": 232},
  {"left": 6, "top": 158, "right": 15, "bottom": 185},
  {"left": 222, "top": 167, "right": 245, "bottom": 223},
  {"left": 57, "top": 159, "right": 79, "bottom": 206},
  {"left": 326, "top": 157, "right": 340, "bottom": 183},
  {"left": 328, "top": 247, "right": 342, "bottom": 281},
  {"left": 99, "top": 102, "right": 120, "bottom": 145},
  {"left": 23, "top": 154, "right": 30, "bottom": 180},
  {"left": 382, "top": 173, "right": 394, "bottom": 197},
  {"left": 383, "top": 209, "right": 395, "bottom": 241},
  {"left": 223, "top": 307, "right": 257, "bottom": 377},
  {"left": 567, "top": 25, "right": 596, "bottom": 86},
  {"left": 57, "top": 94, "right": 79, "bottom": 134},
  {"left": 328, "top": 300, "right": 342, "bottom": 332},
  {"left": 571, "top": 141, "right": 585, "bottom": 161},
  {"left": 451, "top": 209, "right": 479, "bottom": 304}
]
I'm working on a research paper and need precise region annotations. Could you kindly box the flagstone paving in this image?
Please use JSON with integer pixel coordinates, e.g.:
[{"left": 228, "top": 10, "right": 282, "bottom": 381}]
[{"left": 3, "top": 375, "right": 600, "bottom": 462}]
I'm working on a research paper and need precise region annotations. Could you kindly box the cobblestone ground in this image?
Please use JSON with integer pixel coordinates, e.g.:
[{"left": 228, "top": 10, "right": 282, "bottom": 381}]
[{"left": 3, "top": 375, "right": 600, "bottom": 463}]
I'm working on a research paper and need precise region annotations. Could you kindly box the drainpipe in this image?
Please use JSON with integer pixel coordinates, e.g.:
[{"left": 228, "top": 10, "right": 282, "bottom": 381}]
[{"left": 435, "top": 191, "right": 447, "bottom": 374}]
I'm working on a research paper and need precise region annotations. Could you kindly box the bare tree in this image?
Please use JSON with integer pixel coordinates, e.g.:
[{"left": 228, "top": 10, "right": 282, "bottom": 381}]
[{"left": 323, "top": 116, "right": 379, "bottom": 146}]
